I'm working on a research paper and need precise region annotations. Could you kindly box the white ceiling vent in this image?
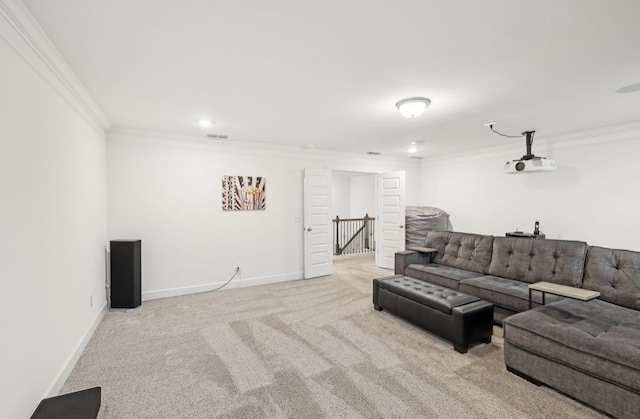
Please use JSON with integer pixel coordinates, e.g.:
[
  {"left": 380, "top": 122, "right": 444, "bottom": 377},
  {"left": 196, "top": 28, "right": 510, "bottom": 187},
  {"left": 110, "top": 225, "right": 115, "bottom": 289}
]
[{"left": 206, "top": 134, "right": 229, "bottom": 139}]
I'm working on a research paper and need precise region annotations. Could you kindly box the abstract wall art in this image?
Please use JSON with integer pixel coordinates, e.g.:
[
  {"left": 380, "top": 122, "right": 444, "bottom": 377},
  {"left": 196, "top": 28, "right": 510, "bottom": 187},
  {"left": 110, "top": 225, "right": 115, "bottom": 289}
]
[{"left": 222, "top": 176, "right": 266, "bottom": 211}]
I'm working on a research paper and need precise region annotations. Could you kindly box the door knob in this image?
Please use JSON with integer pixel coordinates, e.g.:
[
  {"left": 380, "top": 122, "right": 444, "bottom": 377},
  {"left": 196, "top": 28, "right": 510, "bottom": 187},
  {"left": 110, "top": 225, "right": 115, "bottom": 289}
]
[
  {"left": 400, "top": 225, "right": 404, "bottom": 229},
  {"left": 307, "top": 227, "right": 313, "bottom": 231}
]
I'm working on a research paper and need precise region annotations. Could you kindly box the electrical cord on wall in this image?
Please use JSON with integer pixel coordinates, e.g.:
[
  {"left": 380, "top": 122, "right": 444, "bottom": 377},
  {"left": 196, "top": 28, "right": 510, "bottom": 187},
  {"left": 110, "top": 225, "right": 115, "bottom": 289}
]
[{"left": 211, "top": 267, "right": 240, "bottom": 292}]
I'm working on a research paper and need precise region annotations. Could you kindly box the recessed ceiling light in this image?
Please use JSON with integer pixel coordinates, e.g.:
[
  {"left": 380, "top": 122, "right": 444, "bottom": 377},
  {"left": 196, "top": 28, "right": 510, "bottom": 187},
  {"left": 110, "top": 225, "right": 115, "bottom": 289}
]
[
  {"left": 396, "top": 97, "right": 431, "bottom": 118},
  {"left": 198, "top": 119, "right": 213, "bottom": 128},
  {"left": 408, "top": 146, "right": 417, "bottom": 154},
  {"left": 616, "top": 83, "right": 640, "bottom": 94}
]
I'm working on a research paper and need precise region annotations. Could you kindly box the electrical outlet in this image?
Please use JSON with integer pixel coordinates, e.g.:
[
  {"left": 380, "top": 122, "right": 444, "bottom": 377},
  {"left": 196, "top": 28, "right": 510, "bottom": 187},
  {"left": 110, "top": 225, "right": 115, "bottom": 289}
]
[{"left": 89, "top": 295, "right": 93, "bottom": 307}]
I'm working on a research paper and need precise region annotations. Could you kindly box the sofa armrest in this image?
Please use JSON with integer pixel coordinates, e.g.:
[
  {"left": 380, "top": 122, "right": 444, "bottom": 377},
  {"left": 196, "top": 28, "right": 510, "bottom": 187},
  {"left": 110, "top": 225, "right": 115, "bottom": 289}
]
[{"left": 394, "top": 250, "right": 432, "bottom": 275}]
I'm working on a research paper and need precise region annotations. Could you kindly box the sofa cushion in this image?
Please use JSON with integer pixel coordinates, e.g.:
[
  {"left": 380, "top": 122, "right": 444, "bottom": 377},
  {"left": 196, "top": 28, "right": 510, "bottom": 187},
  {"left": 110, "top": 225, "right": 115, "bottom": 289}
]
[
  {"left": 424, "top": 231, "right": 494, "bottom": 274},
  {"left": 504, "top": 298, "right": 640, "bottom": 393},
  {"left": 488, "top": 237, "right": 587, "bottom": 286},
  {"left": 406, "top": 263, "right": 485, "bottom": 290},
  {"left": 583, "top": 246, "right": 640, "bottom": 310},
  {"left": 460, "top": 275, "right": 563, "bottom": 313}
]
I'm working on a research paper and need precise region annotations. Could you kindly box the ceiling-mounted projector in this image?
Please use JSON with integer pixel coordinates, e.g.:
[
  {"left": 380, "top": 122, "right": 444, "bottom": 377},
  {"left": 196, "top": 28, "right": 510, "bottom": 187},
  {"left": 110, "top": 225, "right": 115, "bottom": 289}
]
[
  {"left": 487, "top": 125, "right": 557, "bottom": 174},
  {"left": 504, "top": 157, "right": 557, "bottom": 173}
]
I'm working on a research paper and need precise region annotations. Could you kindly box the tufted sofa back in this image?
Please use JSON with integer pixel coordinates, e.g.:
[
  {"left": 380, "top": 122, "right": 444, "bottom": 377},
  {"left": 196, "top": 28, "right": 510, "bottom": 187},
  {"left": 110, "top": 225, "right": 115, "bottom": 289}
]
[
  {"left": 583, "top": 246, "right": 640, "bottom": 310},
  {"left": 424, "top": 231, "right": 494, "bottom": 274},
  {"left": 489, "top": 237, "right": 587, "bottom": 286}
]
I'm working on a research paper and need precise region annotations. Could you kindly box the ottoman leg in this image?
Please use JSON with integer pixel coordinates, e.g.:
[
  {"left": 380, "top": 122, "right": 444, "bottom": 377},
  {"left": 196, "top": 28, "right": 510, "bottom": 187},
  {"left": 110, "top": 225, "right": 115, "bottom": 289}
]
[
  {"left": 374, "top": 305, "right": 382, "bottom": 311},
  {"left": 454, "top": 344, "right": 468, "bottom": 354}
]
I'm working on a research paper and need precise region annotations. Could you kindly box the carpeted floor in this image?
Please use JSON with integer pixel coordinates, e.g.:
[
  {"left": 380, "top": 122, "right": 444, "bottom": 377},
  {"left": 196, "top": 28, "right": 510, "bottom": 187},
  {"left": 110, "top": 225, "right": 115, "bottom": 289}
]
[{"left": 62, "top": 253, "right": 604, "bottom": 418}]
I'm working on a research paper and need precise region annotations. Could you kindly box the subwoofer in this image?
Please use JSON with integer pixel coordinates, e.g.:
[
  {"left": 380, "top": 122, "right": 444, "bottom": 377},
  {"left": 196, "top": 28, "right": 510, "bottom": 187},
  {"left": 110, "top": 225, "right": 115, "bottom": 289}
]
[{"left": 110, "top": 240, "right": 141, "bottom": 308}]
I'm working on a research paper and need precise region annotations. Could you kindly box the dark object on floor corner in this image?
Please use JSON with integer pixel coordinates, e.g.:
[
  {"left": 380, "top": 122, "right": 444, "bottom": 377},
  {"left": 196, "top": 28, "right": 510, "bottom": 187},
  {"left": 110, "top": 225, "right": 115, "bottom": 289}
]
[
  {"left": 31, "top": 386, "right": 101, "bottom": 419},
  {"left": 110, "top": 239, "right": 142, "bottom": 308}
]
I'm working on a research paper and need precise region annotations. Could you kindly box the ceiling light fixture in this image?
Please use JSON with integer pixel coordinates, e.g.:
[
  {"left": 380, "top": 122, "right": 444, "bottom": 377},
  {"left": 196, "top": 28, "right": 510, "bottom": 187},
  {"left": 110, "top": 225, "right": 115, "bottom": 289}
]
[
  {"left": 396, "top": 97, "right": 431, "bottom": 118},
  {"left": 197, "top": 119, "right": 213, "bottom": 128},
  {"left": 408, "top": 146, "right": 417, "bottom": 154}
]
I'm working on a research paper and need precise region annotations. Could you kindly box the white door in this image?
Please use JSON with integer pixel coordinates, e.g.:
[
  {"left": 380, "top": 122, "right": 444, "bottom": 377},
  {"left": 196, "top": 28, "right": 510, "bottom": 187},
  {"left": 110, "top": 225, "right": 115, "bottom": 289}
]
[
  {"left": 303, "top": 168, "right": 333, "bottom": 279},
  {"left": 376, "top": 171, "right": 406, "bottom": 269}
]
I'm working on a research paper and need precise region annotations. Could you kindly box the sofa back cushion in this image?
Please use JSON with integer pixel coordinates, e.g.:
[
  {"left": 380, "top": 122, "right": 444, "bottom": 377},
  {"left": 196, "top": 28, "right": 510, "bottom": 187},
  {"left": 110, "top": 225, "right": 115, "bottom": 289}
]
[
  {"left": 424, "top": 231, "right": 494, "bottom": 274},
  {"left": 583, "top": 246, "right": 640, "bottom": 310},
  {"left": 489, "top": 237, "right": 587, "bottom": 286}
]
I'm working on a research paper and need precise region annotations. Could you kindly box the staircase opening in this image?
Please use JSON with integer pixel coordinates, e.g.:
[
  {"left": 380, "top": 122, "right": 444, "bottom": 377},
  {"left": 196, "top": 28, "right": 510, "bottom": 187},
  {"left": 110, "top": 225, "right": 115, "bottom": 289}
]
[
  {"left": 331, "top": 171, "right": 376, "bottom": 258},
  {"left": 332, "top": 213, "right": 376, "bottom": 255}
]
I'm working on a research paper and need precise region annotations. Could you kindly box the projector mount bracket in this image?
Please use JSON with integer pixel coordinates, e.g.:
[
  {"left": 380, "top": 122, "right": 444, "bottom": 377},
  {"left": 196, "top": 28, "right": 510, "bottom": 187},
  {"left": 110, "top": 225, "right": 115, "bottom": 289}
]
[
  {"left": 488, "top": 124, "right": 538, "bottom": 160},
  {"left": 520, "top": 130, "right": 536, "bottom": 161}
]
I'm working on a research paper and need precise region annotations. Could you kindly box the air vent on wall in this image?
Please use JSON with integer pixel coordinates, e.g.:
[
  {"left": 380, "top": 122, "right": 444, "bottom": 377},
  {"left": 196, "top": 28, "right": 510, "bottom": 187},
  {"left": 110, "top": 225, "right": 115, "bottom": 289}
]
[
  {"left": 367, "top": 151, "right": 382, "bottom": 155},
  {"left": 206, "top": 134, "right": 229, "bottom": 139}
]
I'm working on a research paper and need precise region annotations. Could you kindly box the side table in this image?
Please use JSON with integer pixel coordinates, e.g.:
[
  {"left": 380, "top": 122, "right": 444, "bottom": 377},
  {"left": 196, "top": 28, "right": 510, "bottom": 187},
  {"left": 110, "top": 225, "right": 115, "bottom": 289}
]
[
  {"left": 528, "top": 281, "right": 600, "bottom": 309},
  {"left": 406, "top": 246, "right": 438, "bottom": 259}
]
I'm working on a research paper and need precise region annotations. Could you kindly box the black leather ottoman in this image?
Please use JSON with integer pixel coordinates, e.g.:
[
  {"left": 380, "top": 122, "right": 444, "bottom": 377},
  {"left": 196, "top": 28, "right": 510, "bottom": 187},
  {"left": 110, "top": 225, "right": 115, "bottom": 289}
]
[{"left": 373, "top": 275, "right": 493, "bottom": 353}]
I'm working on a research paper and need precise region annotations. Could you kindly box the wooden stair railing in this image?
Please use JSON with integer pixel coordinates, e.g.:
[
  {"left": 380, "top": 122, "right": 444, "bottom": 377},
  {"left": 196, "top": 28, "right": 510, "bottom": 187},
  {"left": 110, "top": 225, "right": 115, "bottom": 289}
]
[{"left": 333, "top": 214, "right": 375, "bottom": 255}]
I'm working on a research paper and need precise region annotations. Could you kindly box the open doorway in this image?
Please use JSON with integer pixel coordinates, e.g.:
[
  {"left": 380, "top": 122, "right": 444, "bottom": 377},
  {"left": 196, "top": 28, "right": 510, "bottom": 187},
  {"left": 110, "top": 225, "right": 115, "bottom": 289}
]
[
  {"left": 303, "top": 168, "right": 405, "bottom": 279},
  {"left": 331, "top": 170, "right": 377, "bottom": 266}
]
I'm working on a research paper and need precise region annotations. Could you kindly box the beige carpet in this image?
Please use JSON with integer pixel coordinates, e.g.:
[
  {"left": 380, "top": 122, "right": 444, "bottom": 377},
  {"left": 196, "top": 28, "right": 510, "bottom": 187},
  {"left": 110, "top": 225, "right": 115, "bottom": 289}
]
[{"left": 62, "top": 253, "right": 604, "bottom": 418}]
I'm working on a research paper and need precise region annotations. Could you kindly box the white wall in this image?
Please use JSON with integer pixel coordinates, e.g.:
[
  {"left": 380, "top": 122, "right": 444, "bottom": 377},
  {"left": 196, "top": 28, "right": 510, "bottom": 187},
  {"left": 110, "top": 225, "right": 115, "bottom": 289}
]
[
  {"left": 350, "top": 174, "right": 376, "bottom": 218},
  {"left": 331, "top": 176, "right": 351, "bottom": 219},
  {"left": 107, "top": 132, "right": 419, "bottom": 300},
  {"left": 331, "top": 172, "right": 376, "bottom": 219},
  {"left": 419, "top": 124, "right": 640, "bottom": 251},
  {"left": 0, "top": 27, "right": 108, "bottom": 419}
]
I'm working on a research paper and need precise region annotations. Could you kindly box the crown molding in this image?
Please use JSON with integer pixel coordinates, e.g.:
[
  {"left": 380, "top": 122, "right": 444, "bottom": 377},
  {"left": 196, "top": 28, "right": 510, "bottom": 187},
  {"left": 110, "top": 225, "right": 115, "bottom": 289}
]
[
  {"left": 423, "top": 120, "right": 640, "bottom": 165},
  {"left": 0, "top": 0, "right": 110, "bottom": 133},
  {"left": 107, "top": 125, "right": 420, "bottom": 168}
]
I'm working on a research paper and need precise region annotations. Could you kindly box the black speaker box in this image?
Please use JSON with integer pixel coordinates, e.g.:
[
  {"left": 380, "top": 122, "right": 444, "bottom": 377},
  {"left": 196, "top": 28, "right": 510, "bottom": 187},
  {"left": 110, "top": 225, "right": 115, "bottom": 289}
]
[{"left": 110, "top": 240, "right": 141, "bottom": 308}]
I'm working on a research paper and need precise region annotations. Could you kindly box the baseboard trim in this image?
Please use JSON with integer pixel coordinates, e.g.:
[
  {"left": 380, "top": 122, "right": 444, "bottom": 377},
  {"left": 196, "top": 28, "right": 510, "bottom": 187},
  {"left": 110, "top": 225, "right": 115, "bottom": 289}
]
[
  {"left": 142, "top": 271, "right": 305, "bottom": 301},
  {"left": 45, "top": 301, "right": 108, "bottom": 398}
]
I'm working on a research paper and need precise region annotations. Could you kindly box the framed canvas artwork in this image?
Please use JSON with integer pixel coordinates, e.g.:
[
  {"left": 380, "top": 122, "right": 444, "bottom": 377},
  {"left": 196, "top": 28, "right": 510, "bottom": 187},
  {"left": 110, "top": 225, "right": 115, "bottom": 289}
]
[{"left": 222, "top": 176, "right": 266, "bottom": 211}]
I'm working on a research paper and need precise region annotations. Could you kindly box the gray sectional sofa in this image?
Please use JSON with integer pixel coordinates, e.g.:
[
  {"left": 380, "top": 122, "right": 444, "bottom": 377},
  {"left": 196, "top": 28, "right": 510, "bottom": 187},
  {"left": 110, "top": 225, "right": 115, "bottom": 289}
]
[{"left": 394, "top": 231, "right": 640, "bottom": 419}]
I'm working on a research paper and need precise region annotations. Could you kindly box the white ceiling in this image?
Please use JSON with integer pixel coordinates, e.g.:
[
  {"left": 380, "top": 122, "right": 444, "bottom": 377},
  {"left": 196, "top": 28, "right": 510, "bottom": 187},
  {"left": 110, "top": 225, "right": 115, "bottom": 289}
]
[{"left": 23, "top": 0, "right": 640, "bottom": 158}]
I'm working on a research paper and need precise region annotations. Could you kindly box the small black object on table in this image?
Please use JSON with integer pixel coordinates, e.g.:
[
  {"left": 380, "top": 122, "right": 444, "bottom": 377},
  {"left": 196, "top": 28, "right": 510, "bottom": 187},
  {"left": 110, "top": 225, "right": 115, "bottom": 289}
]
[{"left": 505, "top": 231, "right": 545, "bottom": 238}]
